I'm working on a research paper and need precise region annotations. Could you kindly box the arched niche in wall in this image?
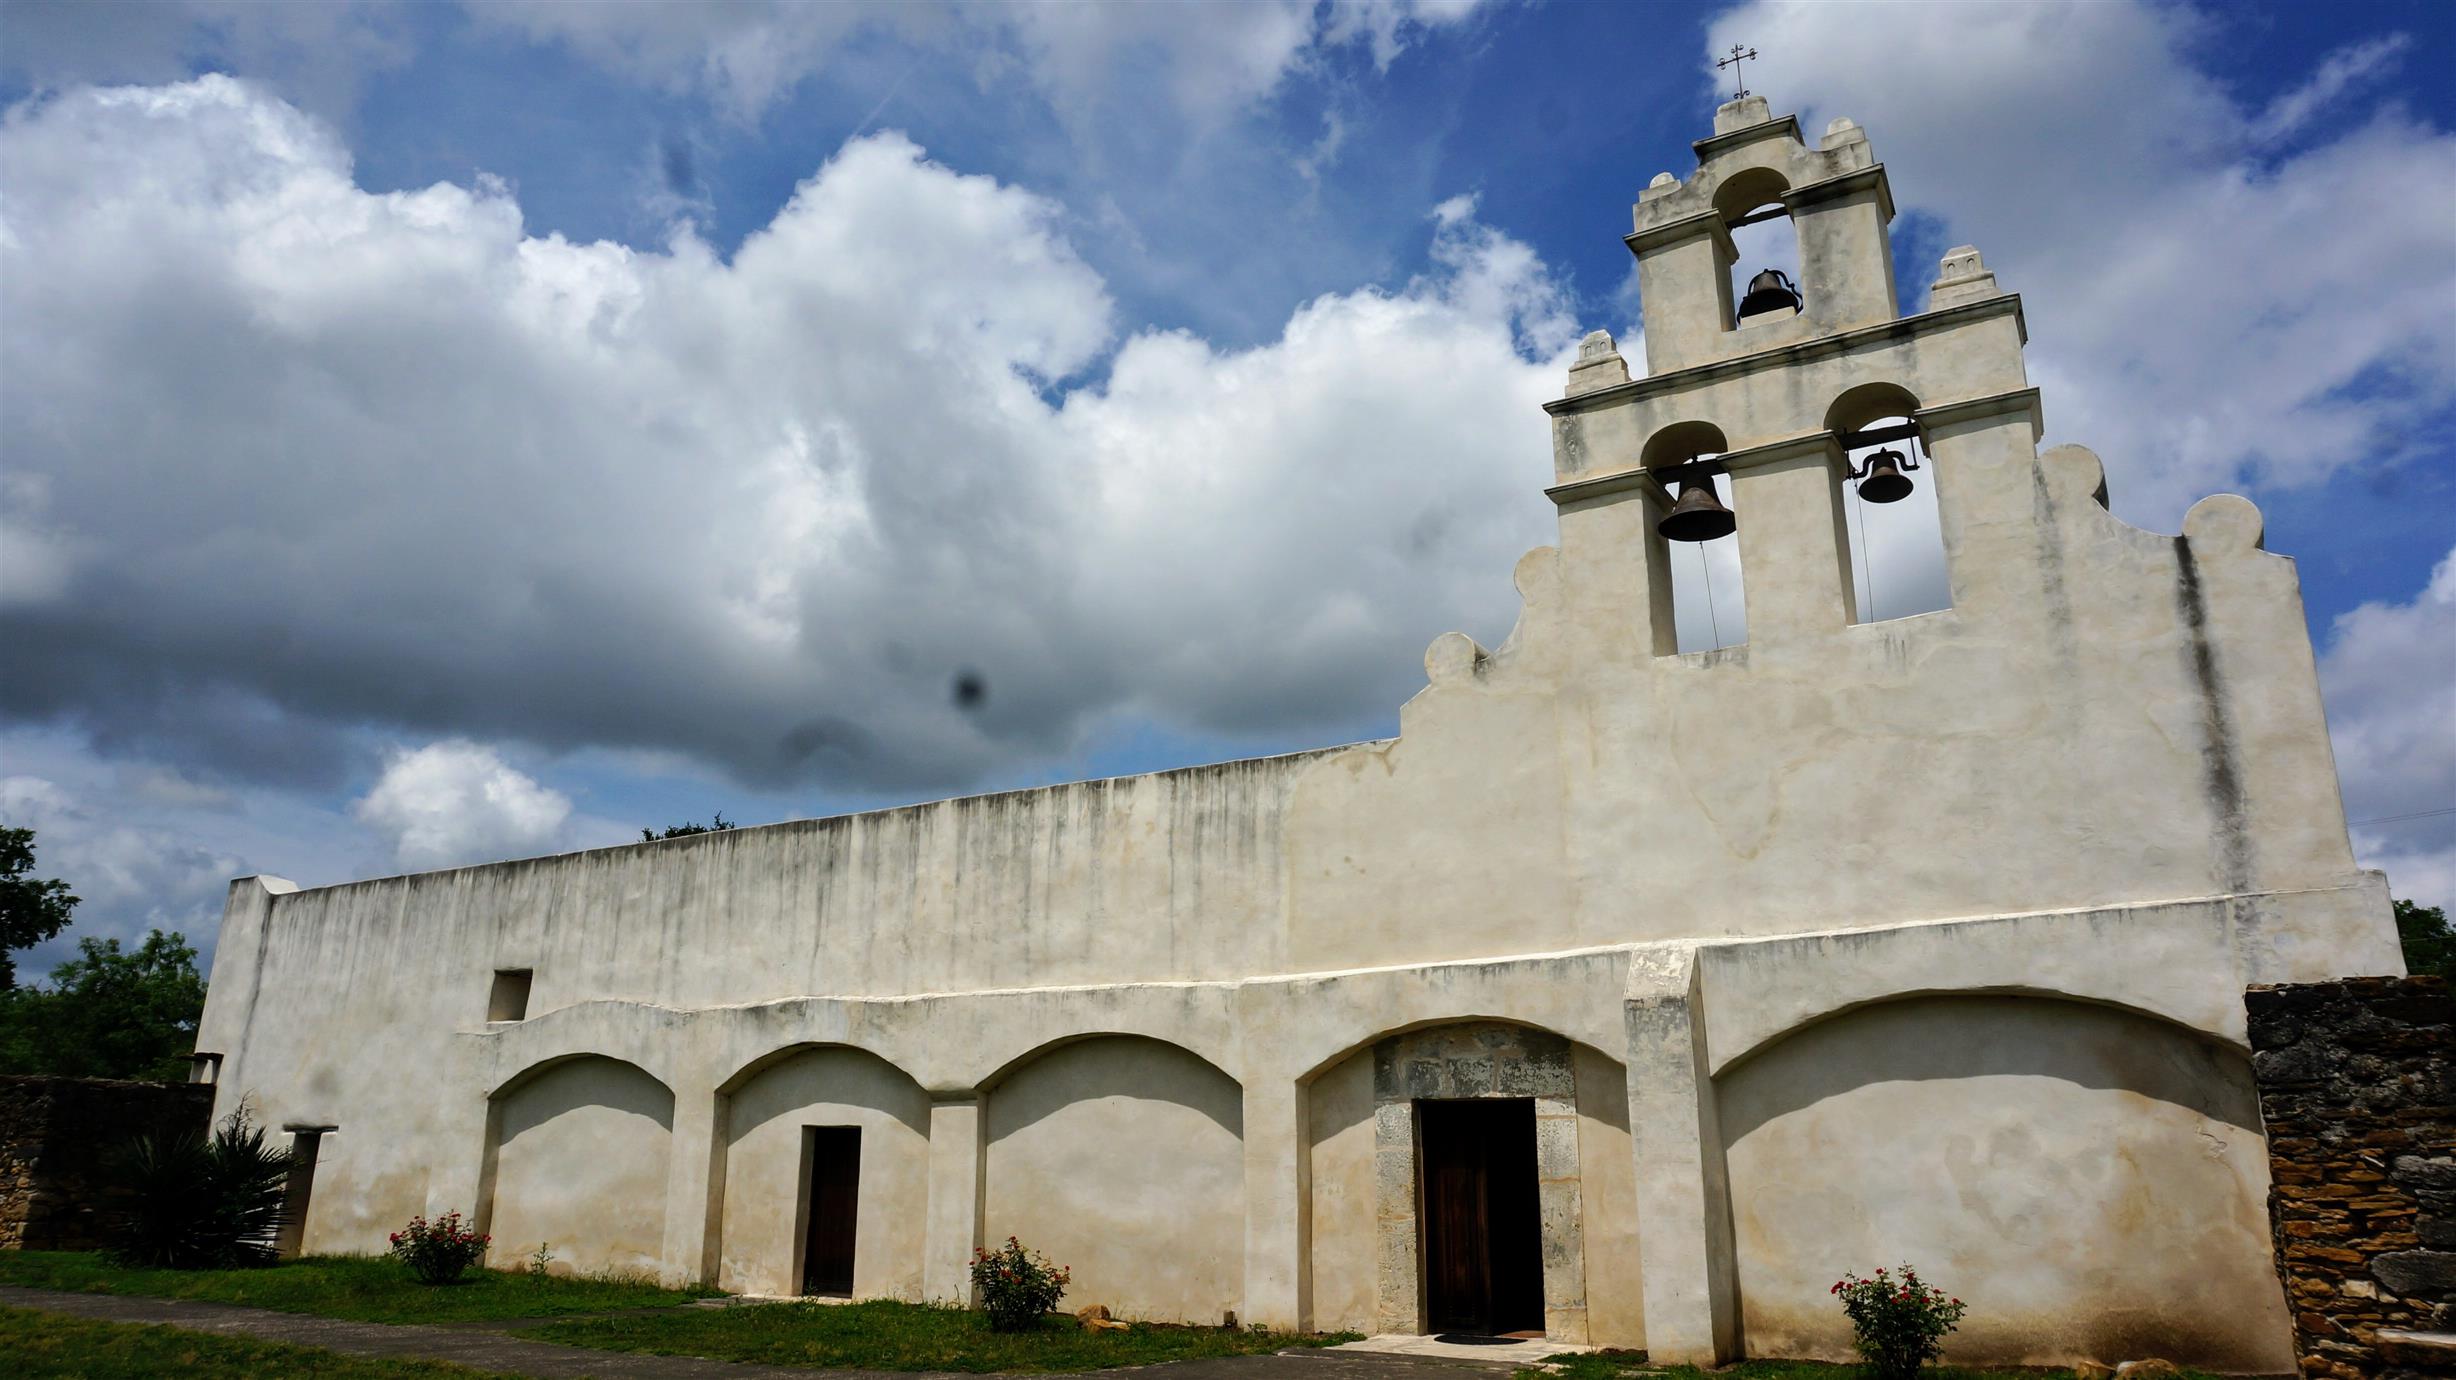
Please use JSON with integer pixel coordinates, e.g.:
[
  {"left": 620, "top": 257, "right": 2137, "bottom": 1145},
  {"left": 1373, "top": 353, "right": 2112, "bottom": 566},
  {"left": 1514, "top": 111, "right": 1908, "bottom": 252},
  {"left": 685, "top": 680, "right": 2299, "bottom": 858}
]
[
  {"left": 481, "top": 1054, "right": 675, "bottom": 1278},
  {"left": 1714, "top": 994, "right": 2293, "bottom": 1371},
  {"left": 1303, "top": 1020, "right": 1642, "bottom": 1348},
  {"left": 1642, "top": 421, "right": 1746, "bottom": 654},
  {"left": 714, "top": 1044, "right": 932, "bottom": 1301},
  {"left": 982, "top": 1035, "right": 1245, "bottom": 1324},
  {"left": 1825, "top": 382, "right": 1948, "bottom": 624}
]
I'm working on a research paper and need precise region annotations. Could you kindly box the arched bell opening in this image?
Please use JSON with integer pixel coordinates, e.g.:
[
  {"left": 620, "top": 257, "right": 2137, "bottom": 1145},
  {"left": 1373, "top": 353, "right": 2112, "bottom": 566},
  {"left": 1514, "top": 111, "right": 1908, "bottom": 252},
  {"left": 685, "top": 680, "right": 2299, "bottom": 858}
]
[
  {"left": 1825, "top": 384, "right": 1949, "bottom": 625},
  {"left": 1642, "top": 421, "right": 1747, "bottom": 654},
  {"left": 1714, "top": 168, "right": 1801, "bottom": 331}
]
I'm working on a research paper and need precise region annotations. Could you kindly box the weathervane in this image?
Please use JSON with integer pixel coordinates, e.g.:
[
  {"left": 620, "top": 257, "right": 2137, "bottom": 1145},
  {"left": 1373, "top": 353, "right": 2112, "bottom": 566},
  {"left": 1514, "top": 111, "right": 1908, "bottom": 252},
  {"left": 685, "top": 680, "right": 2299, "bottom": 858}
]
[{"left": 1717, "top": 43, "right": 1758, "bottom": 101}]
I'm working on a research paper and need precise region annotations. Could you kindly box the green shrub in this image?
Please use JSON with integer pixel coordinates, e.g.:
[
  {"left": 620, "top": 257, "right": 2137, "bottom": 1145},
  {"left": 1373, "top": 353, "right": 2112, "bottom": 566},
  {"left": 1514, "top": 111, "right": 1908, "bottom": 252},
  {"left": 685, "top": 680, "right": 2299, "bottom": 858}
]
[
  {"left": 1831, "top": 1265, "right": 1965, "bottom": 1380},
  {"left": 388, "top": 1210, "right": 492, "bottom": 1284},
  {"left": 110, "top": 1105, "right": 293, "bottom": 1269},
  {"left": 969, "top": 1236, "right": 1069, "bottom": 1332}
]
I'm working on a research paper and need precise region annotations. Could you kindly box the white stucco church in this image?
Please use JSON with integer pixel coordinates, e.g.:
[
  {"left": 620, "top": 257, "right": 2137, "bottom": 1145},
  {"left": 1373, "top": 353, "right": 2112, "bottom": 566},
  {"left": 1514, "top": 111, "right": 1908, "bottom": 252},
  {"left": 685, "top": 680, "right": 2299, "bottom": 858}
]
[{"left": 194, "top": 95, "right": 2405, "bottom": 1369}]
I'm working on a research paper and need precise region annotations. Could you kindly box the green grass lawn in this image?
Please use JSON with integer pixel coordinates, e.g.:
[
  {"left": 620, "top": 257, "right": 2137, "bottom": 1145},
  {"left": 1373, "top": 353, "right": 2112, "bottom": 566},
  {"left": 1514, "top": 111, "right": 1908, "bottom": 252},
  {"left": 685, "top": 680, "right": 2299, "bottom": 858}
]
[
  {"left": 0, "top": 1250, "right": 720, "bottom": 1325},
  {"left": 525, "top": 1298, "right": 1360, "bottom": 1372},
  {"left": 0, "top": 1306, "right": 524, "bottom": 1379}
]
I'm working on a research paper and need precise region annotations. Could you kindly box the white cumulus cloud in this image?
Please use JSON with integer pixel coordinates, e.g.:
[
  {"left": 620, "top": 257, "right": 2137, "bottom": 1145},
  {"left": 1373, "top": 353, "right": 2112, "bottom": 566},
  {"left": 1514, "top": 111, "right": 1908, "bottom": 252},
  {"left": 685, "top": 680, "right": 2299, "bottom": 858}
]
[
  {"left": 1705, "top": 1, "right": 2456, "bottom": 525},
  {"left": 353, "top": 741, "right": 575, "bottom": 871},
  {"left": 0, "top": 75, "right": 1567, "bottom": 797},
  {"left": 2320, "top": 545, "right": 2456, "bottom": 914}
]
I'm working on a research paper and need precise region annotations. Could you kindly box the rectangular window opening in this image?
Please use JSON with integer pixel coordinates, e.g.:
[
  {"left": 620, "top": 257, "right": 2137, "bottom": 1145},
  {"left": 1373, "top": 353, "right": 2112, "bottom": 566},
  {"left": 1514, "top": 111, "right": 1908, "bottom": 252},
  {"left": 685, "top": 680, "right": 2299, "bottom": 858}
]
[
  {"left": 487, "top": 969, "right": 533, "bottom": 1023},
  {"left": 188, "top": 1052, "right": 223, "bottom": 1085}
]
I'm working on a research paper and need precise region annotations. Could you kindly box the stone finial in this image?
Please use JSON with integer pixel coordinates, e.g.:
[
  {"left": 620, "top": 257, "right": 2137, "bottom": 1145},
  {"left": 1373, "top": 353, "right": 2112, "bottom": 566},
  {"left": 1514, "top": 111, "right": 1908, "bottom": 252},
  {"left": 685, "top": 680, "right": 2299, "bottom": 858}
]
[
  {"left": 2183, "top": 493, "right": 2266, "bottom": 553},
  {"left": 1821, "top": 116, "right": 1867, "bottom": 151},
  {"left": 1713, "top": 93, "right": 1772, "bottom": 135},
  {"left": 1928, "top": 244, "right": 2001, "bottom": 309},
  {"left": 1641, "top": 171, "right": 1680, "bottom": 202},
  {"left": 1424, "top": 631, "right": 1487, "bottom": 685},
  {"left": 1564, "top": 330, "right": 1630, "bottom": 397}
]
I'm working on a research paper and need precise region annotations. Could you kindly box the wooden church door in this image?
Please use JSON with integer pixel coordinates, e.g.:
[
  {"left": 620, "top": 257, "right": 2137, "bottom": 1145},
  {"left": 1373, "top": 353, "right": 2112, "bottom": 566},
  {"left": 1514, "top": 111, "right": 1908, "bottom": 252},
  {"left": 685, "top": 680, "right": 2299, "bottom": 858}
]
[{"left": 1418, "top": 1098, "right": 1544, "bottom": 1335}]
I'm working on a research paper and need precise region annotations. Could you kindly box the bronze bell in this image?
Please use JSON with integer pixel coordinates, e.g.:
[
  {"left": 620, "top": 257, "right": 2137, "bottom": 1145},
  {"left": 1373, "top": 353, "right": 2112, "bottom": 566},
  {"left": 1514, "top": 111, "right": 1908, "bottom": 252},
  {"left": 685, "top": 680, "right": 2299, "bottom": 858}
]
[
  {"left": 1737, "top": 267, "right": 1802, "bottom": 321},
  {"left": 1854, "top": 447, "right": 1915, "bottom": 504},
  {"left": 1657, "top": 476, "right": 1736, "bottom": 543}
]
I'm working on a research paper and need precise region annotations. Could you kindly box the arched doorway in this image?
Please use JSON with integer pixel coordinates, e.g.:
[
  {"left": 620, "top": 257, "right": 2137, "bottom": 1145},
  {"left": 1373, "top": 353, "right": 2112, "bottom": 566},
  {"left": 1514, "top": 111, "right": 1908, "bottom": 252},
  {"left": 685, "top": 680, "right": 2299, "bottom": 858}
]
[{"left": 1305, "top": 1022, "right": 1637, "bottom": 1345}]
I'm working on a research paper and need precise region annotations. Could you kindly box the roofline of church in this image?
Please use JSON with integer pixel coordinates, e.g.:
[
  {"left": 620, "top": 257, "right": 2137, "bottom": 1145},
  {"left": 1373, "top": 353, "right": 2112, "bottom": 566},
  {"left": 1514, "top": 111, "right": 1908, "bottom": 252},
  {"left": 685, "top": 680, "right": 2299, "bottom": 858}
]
[{"left": 259, "top": 737, "right": 1390, "bottom": 898}]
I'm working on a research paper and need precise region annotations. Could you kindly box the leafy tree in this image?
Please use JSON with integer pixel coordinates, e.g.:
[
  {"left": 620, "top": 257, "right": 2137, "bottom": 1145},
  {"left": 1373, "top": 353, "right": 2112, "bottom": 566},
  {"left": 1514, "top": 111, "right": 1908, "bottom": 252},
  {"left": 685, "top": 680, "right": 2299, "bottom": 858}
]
[
  {"left": 2398, "top": 898, "right": 2454, "bottom": 982},
  {"left": 0, "top": 930, "right": 207, "bottom": 1082},
  {"left": 643, "top": 812, "right": 735, "bottom": 842},
  {"left": 0, "top": 826, "right": 79, "bottom": 989}
]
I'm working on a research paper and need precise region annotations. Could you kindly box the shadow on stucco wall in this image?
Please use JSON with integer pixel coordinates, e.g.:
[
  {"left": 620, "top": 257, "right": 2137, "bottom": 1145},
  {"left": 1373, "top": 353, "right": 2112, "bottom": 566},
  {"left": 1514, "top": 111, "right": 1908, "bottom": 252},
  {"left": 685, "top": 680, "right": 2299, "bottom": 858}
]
[
  {"left": 483, "top": 1055, "right": 675, "bottom": 1279},
  {"left": 1716, "top": 995, "right": 2290, "bottom": 1371},
  {"left": 984, "top": 1036, "right": 1243, "bottom": 1322},
  {"left": 717, "top": 1045, "right": 932, "bottom": 1299}
]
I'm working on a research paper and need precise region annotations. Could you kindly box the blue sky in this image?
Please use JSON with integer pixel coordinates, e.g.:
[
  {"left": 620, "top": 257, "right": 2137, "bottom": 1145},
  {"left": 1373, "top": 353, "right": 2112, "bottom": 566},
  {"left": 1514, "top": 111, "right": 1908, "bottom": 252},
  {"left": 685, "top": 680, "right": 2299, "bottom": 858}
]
[{"left": 2, "top": 0, "right": 2451, "bottom": 976}]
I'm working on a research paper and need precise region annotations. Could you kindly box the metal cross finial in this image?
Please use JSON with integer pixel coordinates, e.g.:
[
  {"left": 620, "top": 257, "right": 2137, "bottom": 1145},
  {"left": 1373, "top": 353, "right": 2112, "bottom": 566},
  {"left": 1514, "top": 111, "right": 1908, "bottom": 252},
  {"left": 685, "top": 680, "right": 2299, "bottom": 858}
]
[{"left": 1717, "top": 44, "right": 1758, "bottom": 101}]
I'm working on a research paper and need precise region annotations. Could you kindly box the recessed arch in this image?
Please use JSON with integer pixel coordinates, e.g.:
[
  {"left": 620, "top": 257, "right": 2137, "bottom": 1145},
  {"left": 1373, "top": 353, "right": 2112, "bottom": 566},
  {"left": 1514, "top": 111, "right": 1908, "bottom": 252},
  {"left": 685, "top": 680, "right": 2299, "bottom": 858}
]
[
  {"left": 982, "top": 1034, "right": 1244, "bottom": 1322},
  {"left": 1715, "top": 992, "right": 2292, "bottom": 1370},
  {"left": 1711, "top": 166, "right": 1793, "bottom": 225},
  {"left": 1293, "top": 1012, "right": 1603, "bottom": 1088},
  {"left": 1301, "top": 1018, "right": 1641, "bottom": 1346},
  {"left": 1713, "top": 982, "right": 2247, "bottom": 1083},
  {"left": 1640, "top": 420, "right": 1730, "bottom": 472},
  {"left": 717, "top": 1039, "right": 923, "bottom": 1100},
  {"left": 480, "top": 1002, "right": 684, "bottom": 1101},
  {"left": 1823, "top": 381, "right": 1923, "bottom": 436},
  {"left": 975, "top": 1027, "right": 1240, "bottom": 1098},
  {"left": 715, "top": 1042, "right": 932, "bottom": 1300},
  {"left": 479, "top": 1053, "right": 674, "bottom": 1278}
]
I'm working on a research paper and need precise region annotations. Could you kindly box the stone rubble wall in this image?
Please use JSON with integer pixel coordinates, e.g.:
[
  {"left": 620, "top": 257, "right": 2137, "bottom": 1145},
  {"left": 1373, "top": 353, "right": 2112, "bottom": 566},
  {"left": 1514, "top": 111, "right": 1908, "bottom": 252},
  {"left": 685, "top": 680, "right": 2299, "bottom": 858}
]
[
  {"left": 2249, "top": 976, "right": 2455, "bottom": 1379},
  {"left": 0, "top": 1075, "right": 213, "bottom": 1252}
]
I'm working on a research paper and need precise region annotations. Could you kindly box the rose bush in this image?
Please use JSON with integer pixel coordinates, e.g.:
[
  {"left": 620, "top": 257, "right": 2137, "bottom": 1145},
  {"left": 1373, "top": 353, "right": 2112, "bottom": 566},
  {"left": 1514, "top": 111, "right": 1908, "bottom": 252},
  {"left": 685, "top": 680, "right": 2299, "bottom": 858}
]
[
  {"left": 970, "top": 1236, "right": 1070, "bottom": 1331},
  {"left": 1832, "top": 1264, "right": 1965, "bottom": 1380},
  {"left": 388, "top": 1211, "right": 490, "bottom": 1284}
]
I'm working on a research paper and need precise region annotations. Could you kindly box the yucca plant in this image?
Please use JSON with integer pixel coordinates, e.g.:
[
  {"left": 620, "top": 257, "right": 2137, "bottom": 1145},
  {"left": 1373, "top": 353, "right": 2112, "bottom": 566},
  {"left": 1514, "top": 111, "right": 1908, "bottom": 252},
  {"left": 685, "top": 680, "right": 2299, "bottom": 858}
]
[{"left": 111, "top": 1104, "right": 294, "bottom": 1268}]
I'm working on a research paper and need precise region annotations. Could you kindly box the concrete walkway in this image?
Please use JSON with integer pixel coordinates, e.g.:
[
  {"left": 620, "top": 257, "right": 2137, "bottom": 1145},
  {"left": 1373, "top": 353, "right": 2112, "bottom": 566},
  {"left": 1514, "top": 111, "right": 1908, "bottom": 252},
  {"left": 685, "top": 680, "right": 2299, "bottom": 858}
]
[
  {"left": 1328, "top": 1335, "right": 1577, "bottom": 1366},
  {"left": 0, "top": 1286, "right": 1524, "bottom": 1380}
]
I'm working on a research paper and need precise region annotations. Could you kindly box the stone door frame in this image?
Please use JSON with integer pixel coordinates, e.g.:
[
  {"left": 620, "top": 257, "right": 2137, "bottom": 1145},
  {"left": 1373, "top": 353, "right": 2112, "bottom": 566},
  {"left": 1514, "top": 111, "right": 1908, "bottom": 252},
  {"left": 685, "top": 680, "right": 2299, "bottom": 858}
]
[{"left": 1370, "top": 1024, "right": 1589, "bottom": 1342}]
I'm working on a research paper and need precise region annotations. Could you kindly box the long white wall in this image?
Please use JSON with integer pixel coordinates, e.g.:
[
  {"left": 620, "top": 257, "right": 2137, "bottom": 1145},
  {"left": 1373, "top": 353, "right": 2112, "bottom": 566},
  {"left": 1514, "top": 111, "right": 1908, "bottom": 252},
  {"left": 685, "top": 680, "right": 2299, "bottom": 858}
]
[{"left": 194, "top": 110, "right": 2404, "bottom": 1367}]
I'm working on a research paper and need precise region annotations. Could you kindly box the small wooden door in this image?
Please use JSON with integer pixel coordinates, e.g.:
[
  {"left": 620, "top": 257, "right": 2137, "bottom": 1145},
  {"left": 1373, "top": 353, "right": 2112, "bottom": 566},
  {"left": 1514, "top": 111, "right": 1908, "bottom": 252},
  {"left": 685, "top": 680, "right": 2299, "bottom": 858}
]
[
  {"left": 1417, "top": 1099, "right": 1543, "bottom": 1336},
  {"left": 802, "top": 1126, "right": 861, "bottom": 1297}
]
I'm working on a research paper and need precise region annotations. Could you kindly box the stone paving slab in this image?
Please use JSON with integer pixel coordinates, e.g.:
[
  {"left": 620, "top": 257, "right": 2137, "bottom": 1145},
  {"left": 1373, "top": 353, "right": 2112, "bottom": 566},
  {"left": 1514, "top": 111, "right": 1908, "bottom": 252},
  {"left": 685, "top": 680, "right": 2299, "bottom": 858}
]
[
  {"left": 0, "top": 1285, "right": 1514, "bottom": 1380},
  {"left": 1327, "top": 1335, "right": 1576, "bottom": 1367}
]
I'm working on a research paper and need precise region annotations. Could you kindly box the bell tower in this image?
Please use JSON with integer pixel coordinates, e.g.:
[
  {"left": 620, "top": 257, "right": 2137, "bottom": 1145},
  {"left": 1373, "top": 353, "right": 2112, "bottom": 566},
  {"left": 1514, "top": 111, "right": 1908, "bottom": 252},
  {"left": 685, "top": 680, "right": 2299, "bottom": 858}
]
[
  {"left": 1544, "top": 91, "right": 2034, "bottom": 653},
  {"left": 1628, "top": 93, "right": 1900, "bottom": 373}
]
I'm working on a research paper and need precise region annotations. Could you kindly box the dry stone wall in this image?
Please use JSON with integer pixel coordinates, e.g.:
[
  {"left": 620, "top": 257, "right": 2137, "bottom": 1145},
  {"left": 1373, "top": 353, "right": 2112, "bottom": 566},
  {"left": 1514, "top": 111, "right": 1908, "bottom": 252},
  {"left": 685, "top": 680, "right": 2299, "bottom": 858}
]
[
  {"left": 2249, "top": 976, "right": 2455, "bottom": 1379},
  {"left": 0, "top": 1075, "right": 212, "bottom": 1251}
]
